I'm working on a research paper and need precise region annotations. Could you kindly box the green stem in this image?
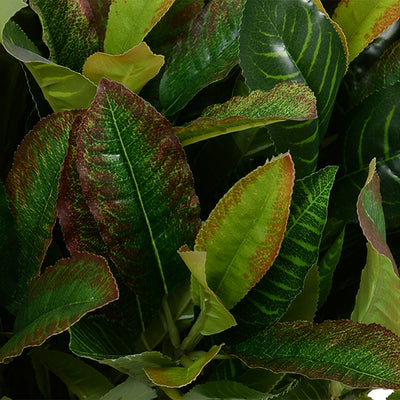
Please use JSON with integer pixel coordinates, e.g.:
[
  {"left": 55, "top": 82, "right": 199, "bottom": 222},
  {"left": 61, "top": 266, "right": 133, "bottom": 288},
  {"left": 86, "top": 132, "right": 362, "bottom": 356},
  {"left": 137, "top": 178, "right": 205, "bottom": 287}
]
[
  {"left": 180, "top": 311, "right": 205, "bottom": 352},
  {"left": 162, "top": 296, "right": 181, "bottom": 349}
]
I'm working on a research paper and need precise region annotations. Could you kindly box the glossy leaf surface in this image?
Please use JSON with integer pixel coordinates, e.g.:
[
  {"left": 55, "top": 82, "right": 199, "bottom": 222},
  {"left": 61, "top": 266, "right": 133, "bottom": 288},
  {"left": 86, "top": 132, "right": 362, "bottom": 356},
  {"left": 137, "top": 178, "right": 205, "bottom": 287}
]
[
  {"left": 195, "top": 153, "right": 294, "bottom": 310},
  {"left": 231, "top": 320, "right": 400, "bottom": 389},
  {"left": 99, "top": 377, "right": 157, "bottom": 400},
  {"left": 104, "top": 0, "right": 175, "bottom": 55},
  {"left": 175, "top": 82, "right": 317, "bottom": 146},
  {"left": 5, "top": 110, "right": 80, "bottom": 311},
  {"left": 144, "top": 345, "right": 223, "bottom": 388},
  {"left": 83, "top": 42, "right": 165, "bottom": 93},
  {"left": 160, "top": 0, "right": 245, "bottom": 115},
  {"left": 76, "top": 79, "right": 201, "bottom": 326},
  {"left": 0, "top": 253, "right": 118, "bottom": 363},
  {"left": 240, "top": 0, "right": 346, "bottom": 176},
  {"left": 232, "top": 166, "right": 337, "bottom": 338},
  {"left": 333, "top": 0, "right": 400, "bottom": 62}
]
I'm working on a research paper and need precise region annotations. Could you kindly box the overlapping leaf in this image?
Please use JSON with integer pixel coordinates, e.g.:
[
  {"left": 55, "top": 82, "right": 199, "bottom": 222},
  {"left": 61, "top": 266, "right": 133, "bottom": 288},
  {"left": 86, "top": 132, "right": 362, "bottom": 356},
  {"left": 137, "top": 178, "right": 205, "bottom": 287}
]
[
  {"left": 160, "top": 0, "right": 245, "bottom": 115},
  {"left": 175, "top": 82, "right": 317, "bottom": 146},
  {"left": 5, "top": 110, "right": 80, "bottom": 312},
  {"left": 29, "top": 0, "right": 100, "bottom": 72},
  {"left": 0, "top": 253, "right": 119, "bottom": 363},
  {"left": 104, "top": 0, "right": 175, "bottom": 55},
  {"left": 231, "top": 320, "right": 400, "bottom": 390},
  {"left": 195, "top": 153, "right": 294, "bottom": 311},
  {"left": 76, "top": 79, "right": 201, "bottom": 327},
  {"left": 99, "top": 377, "right": 157, "bottom": 400},
  {"left": 333, "top": 0, "right": 400, "bottom": 62},
  {"left": 0, "top": 0, "right": 26, "bottom": 44},
  {"left": 231, "top": 166, "right": 337, "bottom": 339},
  {"left": 240, "top": 0, "right": 346, "bottom": 176}
]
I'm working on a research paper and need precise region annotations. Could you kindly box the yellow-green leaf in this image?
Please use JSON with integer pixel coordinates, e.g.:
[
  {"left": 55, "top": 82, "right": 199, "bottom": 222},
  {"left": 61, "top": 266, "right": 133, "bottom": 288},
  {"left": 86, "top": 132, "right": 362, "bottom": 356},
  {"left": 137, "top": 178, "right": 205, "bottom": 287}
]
[{"left": 0, "top": 0, "right": 26, "bottom": 44}]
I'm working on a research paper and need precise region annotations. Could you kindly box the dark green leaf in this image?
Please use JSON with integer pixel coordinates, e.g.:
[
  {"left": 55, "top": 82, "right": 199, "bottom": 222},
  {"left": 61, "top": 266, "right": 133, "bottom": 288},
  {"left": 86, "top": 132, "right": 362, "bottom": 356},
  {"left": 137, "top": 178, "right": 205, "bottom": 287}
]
[
  {"left": 76, "top": 79, "right": 201, "bottom": 327},
  {"left": 267, "top": 377, "right": 330, "bottom": 400},
  {"left": 0, "top": 253, "right": 119, "bottom": 363},
  {"left": 231, "top": 320, "right": 400, "bottom": 390},
  {"left": 159, "top": 0, "right": 245, "bottom": 115},
  {"left": 240, "top": 0, "right": 346, "bottom": 176},
  {"left": 231, "top": 166, "right": 337, "bottom": 339},
  {"left": 99, "top": 377, "right": 157, "bottom": 400}
]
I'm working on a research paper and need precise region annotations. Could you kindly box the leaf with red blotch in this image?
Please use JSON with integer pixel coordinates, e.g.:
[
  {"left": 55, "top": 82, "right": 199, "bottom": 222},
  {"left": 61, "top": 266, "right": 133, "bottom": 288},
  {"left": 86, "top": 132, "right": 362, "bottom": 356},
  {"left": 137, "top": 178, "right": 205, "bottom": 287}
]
[
  {"left": 0, "top": 253, "right": 118, "bottom": 364},
  {"left": 76, "top": 79, "right": 201, "bottom": 327}
]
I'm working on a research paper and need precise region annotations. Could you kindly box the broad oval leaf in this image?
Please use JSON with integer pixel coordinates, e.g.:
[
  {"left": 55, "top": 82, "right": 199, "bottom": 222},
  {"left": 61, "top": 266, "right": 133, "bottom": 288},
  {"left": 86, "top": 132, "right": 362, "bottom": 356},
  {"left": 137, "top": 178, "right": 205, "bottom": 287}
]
[
  {"left": 104, "top": 0, "right": 175, "bottom": 55},
  {"left": 231, "top": 166, "right": 337, "bottom": 339},
  {"left": 0, "top": 253, "right": 119, "bottom": 364},
  {"left": 83, "top": 42, "right": 165, "bottom": 93},
  {"left": 333, "top": 0, "right": 400, "bottom": 62},
  {"left": 230, "top": 320, "right": 400, "bottom": 390},
  {"left": 76, "top": 79, "right": 201, "bottom": 326},
  {"left": 175, "top": 82, "right": 317, "bottom": 146},
  {"left": 160, "top": 0, "right": 245, "bottom": 115},
  {"left": 240, "top": 0, "right": 346, "bottom": 176},
  {"left": 195, "top": 153, "right": 295, "bottom": 311},
  {"left": 5, "top": 109, "right": 81, "bottom": 313}
]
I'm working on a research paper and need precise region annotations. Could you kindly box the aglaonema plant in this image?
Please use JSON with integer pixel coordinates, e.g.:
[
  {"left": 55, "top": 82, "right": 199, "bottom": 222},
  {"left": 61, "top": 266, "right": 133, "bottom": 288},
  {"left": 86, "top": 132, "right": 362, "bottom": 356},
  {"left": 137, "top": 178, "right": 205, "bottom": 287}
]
[{"left": 1, "top": 0, "right": 400, "bottom": 399}]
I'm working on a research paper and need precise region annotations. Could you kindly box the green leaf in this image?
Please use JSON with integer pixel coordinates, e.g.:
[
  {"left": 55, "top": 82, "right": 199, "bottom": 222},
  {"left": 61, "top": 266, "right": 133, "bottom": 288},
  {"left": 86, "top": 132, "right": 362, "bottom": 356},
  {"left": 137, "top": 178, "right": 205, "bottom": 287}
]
[
  {"left": 82, "top": 42, "right": 165, "bottom": 93},
  {"left": 195, "top": 153, "right": 294, "bottom": 310},
  {"left": 0, "top": 0, "right": 26, "bottom": 44},
  {"left": 104, "top": 0, "right": 175, "bottom": 55},
  {"left": 230, "top": 320, "right": 400, "bottom": 390},
  {"left": 144, "top": 345, "right": 223, "bottom": 388},
  {"left": 175, "top": 82, "right": 317, "bottom": 146},
  {"left": 2, "top": 21, "right": 97, "bottom": 112},
  {"left": 333, "top": 0, "right": 400, "bottom": 62},
  {"left": 330, "top": 82, "right": 400, "bottom": 222},
  {"left": 5, "top": 110, "right": 80, "bottom": 313},
  {"left": 29, "top": 0, "right": 101, "bottom": 72},
  {"left": 178, "top": 249, "right": 237, "bottom": 336},
  {"left": 0, "top": 182, "right": 19, "bottom": 308},
  {"left": 240, "top": 0, "right": 346, "bottom": 176},
  {"left": 76, "top": 79, "right": 201, "bottom": 327},
  {"left": 99, "top": 377, "right": 156, "bottom": 400},
  {"left": 0, "top": 253, "right": 119, "bottom": 363},
  {"left": 268, "top": 377, "right": 330, "bottom": 400},
  {"left": 159, "top": 0, "right": 245, "bottom": 115},
  {"left": 232, "top": 166, "right": 337, "bottom": 338},
  {"left": 29, "top": 348, "right": 113, "bottom": 400}
]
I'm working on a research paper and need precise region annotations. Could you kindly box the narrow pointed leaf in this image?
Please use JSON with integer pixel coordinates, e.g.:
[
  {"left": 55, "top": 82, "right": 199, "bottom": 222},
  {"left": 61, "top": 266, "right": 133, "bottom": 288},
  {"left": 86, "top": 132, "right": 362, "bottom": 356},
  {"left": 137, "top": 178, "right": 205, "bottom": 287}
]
[
  {"left": 175, "top": 82, "right": 317, "bottom": 146},
  {"left": 5, "top": 110, "right": 81, "bottom": 312},
  {"left": 240, "top": 0, "right": 346, "bottom": 176},
  {"left": 3, "top": 21, "right": 97, "bottom": 112},
  {"left": 144, "top": 345, "right": 223, "bottom": 388},
  {"left": 29, "top": 0, "right": 101, "bottom": 72},
  {"left": 195, "top": 153, "right": 294, "bottom": 310},
  {"left": 104, "top": 0, "right": 175, "bottom": 55},
  {"left": 160, "top": 0, "right": 245, "bottom": 115},
  {"left": 231, "top": 320, "right": 400, "bottom": 390},
  {"left": 0, "top": 0, "right": 26, "bottom": 44},
  {"left": 83, "top": 42, "right": 165, "bottom": 93},
  {"left": 232, "top": 166, "right": 337, "bottom": 338},
  {"left": 333, "top": 0, "right": 400, "bottom": 62},
  {"left": 0, "top": 253, "right": 119, "bottom": 364},
  {"left": 76, "top": 79, "right": 201, "bottom": 326},
  {"left": 100, "top": 377, "right": 157, "bottom": 400}
]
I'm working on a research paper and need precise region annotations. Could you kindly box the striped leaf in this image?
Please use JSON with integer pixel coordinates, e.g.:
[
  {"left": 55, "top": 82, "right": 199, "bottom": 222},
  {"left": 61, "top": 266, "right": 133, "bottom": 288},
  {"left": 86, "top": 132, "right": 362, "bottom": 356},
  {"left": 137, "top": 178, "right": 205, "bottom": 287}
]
[
  {"left": 231, "top": 320, "right": 400, "bottom": 390},
  {"left": 160, "top": 0, "right": 245, "bottom": 115},
  {"left": 76, "top": 79, "right": 201, "bottom": 327},
  {"left": 330, "top": 82, "right": 400, "bottom": 222},
  {"left": 2, "top": 21, "right": 97, "bottom": 112},
  {"left": 0, "top": 253, "right": 119, "bottom": 364},
  {"left": 333, "top": 0, "right": 400, "bottom": 62},
  {"left": 239, "top": 0, "right": 347, "bottom": 177},
  {"left": 175, "top": 82, "right": 317, "bottom": 146},
  {"left": 5, "top": 110, "right": 81, "bottom": 313},
  {"left": 195, "top": 153, "right": 295, "bottom": 311},
  {"left": 231, "top": 166, "right": 337, "bottom": 339},
  {"left": 104, "top": 0, "right": 175, "bottom": 55}
]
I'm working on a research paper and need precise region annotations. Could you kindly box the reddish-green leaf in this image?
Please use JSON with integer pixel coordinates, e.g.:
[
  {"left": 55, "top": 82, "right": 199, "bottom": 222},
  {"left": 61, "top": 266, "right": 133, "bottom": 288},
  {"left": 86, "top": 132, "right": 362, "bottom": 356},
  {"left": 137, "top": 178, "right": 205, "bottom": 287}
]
[
  {"left": 76, "top": 79, "right": 201, "bottom": 326},
  {"left": 0, "top": 253, "right": 118, "bottom": 364},
  {"left": 195, "top": 153, "right": 294, "bottom": 310},
  {"left": 231, "top": 320, "right": 400, "bottom": 390},
  {"left": 175, "top": 82, "right": 317, "bottom": 146},
  {"left": 5, "top": 110, "right": 80, "bottom": 312}
]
